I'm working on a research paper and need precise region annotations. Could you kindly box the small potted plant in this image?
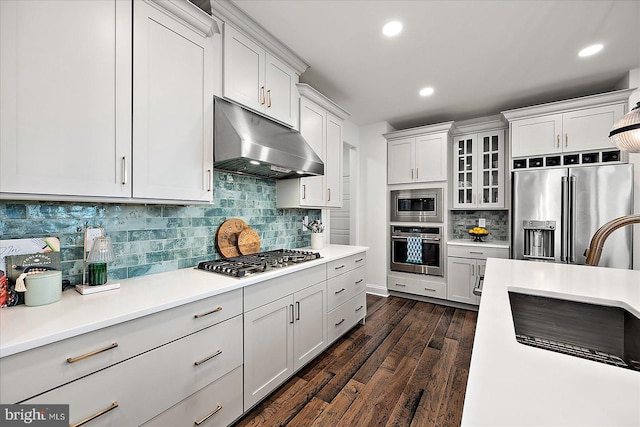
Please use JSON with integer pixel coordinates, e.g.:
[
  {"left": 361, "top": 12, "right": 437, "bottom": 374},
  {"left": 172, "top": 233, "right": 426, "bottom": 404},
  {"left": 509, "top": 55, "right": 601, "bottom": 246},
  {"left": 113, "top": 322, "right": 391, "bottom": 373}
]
[{"left": 304, "top": 220, "right": 325, "bottom": 249}]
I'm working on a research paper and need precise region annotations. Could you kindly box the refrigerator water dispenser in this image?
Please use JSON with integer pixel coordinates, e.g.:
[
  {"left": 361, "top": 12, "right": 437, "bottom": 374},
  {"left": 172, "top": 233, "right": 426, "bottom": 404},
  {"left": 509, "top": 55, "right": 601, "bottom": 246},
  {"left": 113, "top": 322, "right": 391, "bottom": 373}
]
[{"left": 522, "top": 220, "right": 555, "bottom": 260}]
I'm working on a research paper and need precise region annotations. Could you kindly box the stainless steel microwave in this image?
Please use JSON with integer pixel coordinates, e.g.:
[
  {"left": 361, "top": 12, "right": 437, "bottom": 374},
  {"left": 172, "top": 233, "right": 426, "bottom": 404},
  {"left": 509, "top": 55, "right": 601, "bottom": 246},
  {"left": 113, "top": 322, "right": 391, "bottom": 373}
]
[{"left": 390, "top": 188, "right": 443, "bottom": 223}]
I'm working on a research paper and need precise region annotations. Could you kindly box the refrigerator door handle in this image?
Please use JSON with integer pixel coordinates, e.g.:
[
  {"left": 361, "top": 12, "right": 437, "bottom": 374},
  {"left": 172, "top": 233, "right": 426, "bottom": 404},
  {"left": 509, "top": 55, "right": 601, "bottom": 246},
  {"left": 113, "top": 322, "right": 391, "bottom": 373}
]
[
  {"left": 569, "top": 175, "right": 577, "bottom": 263},
  {"left": 561, "top": 176, "right": 569, "bottom": 262}
]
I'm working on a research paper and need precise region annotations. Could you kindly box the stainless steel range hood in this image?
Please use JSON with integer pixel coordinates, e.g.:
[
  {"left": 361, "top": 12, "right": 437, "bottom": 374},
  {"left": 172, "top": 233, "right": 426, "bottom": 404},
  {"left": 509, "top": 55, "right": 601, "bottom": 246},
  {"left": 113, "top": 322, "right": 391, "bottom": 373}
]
[{"left": 213, "top": 97, "right": 324, "bottom": 179}]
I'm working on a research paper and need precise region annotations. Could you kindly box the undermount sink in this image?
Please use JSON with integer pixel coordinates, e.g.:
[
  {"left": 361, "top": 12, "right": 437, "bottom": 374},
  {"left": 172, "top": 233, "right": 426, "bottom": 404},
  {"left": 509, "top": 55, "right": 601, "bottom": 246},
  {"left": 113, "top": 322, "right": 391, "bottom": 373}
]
[{"left": 508, "top": 290, "right": 640, "bottom": 371}]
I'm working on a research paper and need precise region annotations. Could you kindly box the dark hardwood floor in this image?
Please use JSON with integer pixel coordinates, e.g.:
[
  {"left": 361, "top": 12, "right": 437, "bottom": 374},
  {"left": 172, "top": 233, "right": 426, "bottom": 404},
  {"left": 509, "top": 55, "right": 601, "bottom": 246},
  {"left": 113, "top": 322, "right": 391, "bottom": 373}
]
[{"left": 233, "top": 294, "right": 478, "bottom": 427}]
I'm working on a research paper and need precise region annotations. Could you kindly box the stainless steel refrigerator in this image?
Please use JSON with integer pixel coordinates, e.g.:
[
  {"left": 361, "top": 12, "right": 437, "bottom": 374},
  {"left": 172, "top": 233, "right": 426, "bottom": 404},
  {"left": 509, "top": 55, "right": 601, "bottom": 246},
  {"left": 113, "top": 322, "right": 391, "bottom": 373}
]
[{"left": 512, "top": 164, "right": 633, "bottom": 268}]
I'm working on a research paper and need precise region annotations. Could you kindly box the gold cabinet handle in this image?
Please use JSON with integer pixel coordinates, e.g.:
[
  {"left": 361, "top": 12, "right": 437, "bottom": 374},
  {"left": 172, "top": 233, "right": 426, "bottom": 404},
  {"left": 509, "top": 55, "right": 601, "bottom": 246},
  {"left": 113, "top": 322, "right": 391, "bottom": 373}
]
[
  {"left": 565, "top": 133, "right": 568, "bottom": 147},
  {"left": 266, "top": 89, "right": 272, "bottom": 108},
  {"left": 194, "top": 349, "right": 222, "bottom": 366},
  {"left": 260, "top": 86, "right": 265, "bottom": 105},
  {"left": 195, "top": 404, "right": 222, "bottom": 425},
  {"left": 335, "top": 318, "right": 345, "bottom": 327},
  {"left": 67, "top": 342, "right": 118, "bottom": 364},
  {"left": 194, "top": 306, "right": 222, "bottom": 319},
  {"left": 70, "top": 402, "right": 118, "bottom": 427},
  {"left": 557, "top": 134, "right": 560, "bottom": 148},
  {"left": 121, "top": 156, "right": 127, "bottom": 185}
]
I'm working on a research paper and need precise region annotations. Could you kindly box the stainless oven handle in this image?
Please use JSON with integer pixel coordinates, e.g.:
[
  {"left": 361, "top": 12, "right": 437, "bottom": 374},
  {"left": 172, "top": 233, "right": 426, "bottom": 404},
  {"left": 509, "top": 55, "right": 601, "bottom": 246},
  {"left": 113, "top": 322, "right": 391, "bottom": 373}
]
[{"left": 391, "top": 236, "right": 440, "bottom": 241}]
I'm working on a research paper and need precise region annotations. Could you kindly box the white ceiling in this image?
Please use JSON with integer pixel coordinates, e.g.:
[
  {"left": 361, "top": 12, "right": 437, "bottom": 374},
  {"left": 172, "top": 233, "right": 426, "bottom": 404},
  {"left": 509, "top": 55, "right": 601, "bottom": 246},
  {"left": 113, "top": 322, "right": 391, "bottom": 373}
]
[{"left": 228, "top": 0, "right": 640, "bottom": 129}]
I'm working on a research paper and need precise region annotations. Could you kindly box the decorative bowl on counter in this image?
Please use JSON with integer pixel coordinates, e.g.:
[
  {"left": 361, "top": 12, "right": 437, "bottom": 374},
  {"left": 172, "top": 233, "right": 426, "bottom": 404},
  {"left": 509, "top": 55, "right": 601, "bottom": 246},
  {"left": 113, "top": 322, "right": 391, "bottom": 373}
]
[{"left": 468, "top": 227, "right": 489, "bottom": 242}]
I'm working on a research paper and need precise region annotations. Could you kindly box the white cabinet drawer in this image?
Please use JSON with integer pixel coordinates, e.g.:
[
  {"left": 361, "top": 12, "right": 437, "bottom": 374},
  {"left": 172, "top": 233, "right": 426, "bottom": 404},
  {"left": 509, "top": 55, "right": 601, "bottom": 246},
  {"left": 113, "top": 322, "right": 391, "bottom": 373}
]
[
  {"left": 387, "top": 275, "right": 447, "bottom": 299},
  {"left": 351, "top": 291, "right": 367, "bottom": 324},
  {"left": 142, "top": 366, "right": 243, "bottom": 427},
  {"left": 326, "top": 252, "right": 366, "bottom": 279},
  {"left": 327, "top": 301, "right": 353, "bottom": 344},
  {"left": 447, "top": 245, "right": 509, "bottom": 260},
  {"left": 326, "top": 267, "right": 365, "bottom": 312},
  {"left": 327, "top": 292, "right": 366, "bottom": 344},
  {"left": 244, "top": 265, "right": 326, "bottom": 312},
  {"left": 1, "top": 289, "right": 242, "bottom": 404},
  {"left": 25, "top": 315, "right": 243, "bottom": 426}
]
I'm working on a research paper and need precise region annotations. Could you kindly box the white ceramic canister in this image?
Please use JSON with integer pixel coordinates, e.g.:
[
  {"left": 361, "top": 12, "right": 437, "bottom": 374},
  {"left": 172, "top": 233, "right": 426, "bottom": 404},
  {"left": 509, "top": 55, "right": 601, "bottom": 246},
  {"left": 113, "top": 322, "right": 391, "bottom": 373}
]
[
  {"left": 311, "top": 232, "right": 324, "bottom": 250},
  {"left": 25, "top": 270, "right": 62, "bottom": 306}
]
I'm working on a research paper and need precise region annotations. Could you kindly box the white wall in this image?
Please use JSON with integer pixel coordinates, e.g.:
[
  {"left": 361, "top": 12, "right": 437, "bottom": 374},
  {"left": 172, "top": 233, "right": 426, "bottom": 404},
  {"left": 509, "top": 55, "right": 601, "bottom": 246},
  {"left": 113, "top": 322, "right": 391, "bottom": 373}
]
[{"left": 356, "top": 121, "right": 394, "bottom": 293}]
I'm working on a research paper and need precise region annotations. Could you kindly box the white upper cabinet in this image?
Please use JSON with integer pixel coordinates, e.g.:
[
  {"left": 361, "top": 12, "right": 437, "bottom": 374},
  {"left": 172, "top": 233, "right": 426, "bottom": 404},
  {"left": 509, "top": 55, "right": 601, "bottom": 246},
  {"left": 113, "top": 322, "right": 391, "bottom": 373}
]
[
  {"left": 133, "top": 0, "right": 216, "bottom": 202},
  {"left": 504, "top": 90, "right": 631, "bottom": 159},
  {"left": 276, "top": 85, "right": 349, "bottom": 209},
  {"left": 451, "top": 123, "right": 506, "bottom": 209},
  {"left": 223, "top": 25, "right": 297, "bottom": 127},
  {"left": 1, "top": 0, "right": 218, "bottom": 203},
  {"left": 0, "top": 0, "right": 132, "bottom": 198},
  {"left": 386, "top": 122, "right": 453, "bottom": 184}
]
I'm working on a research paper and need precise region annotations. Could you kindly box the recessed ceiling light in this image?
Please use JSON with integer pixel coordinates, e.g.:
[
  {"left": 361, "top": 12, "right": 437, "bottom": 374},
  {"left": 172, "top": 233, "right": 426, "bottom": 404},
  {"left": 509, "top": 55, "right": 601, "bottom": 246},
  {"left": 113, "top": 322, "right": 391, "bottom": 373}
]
[
  {"left": 578, "top": 44, "right": 603, "bottom": 57},
  {"left": 419, "top": 87, "right": 434, "bottom": 97},
  {"left": 382, "top": 21, "right": 402, "bottom": 37}
]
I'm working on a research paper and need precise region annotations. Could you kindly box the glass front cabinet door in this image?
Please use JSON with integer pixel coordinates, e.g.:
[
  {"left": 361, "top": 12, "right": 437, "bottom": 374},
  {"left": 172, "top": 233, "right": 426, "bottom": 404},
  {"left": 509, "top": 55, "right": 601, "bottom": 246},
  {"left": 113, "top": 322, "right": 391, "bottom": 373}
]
[{"left": 452, "top": 129, "right": 505, "bottom": 209}]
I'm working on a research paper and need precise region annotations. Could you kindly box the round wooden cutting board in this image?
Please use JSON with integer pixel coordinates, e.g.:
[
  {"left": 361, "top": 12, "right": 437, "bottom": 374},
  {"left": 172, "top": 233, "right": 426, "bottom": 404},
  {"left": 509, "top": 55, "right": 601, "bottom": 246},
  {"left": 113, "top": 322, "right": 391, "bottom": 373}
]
[
  {"left": 216, "top": 218, "right": 248, "bottom": 258},
  {"left": 238, "top": 228, "right": 261, "bottom": 255}
]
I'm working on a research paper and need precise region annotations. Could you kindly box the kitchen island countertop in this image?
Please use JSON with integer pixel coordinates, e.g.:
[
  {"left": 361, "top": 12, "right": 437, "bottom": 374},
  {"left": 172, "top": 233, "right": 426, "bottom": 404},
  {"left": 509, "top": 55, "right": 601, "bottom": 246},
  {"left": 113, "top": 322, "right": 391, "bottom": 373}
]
[
  {"left": 462, "top": 258, "right": 640, "bottom": 426},
  {"left": 0, "top": 244, "right": 368, "bottom": 358},
  {"left": 447, "top": 239, "right": 509, "bottom": 249}
]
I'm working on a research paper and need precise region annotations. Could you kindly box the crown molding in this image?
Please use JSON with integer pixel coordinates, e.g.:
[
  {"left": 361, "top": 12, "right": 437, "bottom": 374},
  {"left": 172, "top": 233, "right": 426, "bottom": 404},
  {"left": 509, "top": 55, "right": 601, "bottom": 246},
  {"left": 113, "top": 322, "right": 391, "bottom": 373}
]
[
  {"left": 147, "top": 0, "right": 219, "bottom": 36},
  {"left": 384, "top": 121, "right": 455, "bottom": 140},
  {"left": 501, "top": 88, "right": 636, "bottom": 121},
  {"left": 297, "top": 84, "right": 350, "bottom": 120},
  {"left": 210, "top": 0, "right": 309, "bottom": 74}
]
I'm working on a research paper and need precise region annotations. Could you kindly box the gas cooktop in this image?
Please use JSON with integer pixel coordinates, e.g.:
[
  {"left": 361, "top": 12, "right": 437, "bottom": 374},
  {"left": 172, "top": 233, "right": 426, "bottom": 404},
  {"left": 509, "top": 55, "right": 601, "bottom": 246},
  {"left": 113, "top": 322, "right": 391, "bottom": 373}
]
[{"left": 197, "top": 249, "right": 322, "bottom": 278}]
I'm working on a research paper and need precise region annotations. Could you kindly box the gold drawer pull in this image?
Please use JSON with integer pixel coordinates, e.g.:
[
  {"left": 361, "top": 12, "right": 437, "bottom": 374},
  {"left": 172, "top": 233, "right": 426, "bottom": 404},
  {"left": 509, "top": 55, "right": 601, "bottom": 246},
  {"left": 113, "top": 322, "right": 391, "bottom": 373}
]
[
  {"left": 335, "top": 318, "right": 345, "bottom": 327},
  {"left": 195, "top": 404, "right": 222, "bottom": 425},
  {"left": 67, "top": 342, "right": 118, "bottom": 364},
  {"left": 71, "top": 401, "right": 118, "bottom": 427},
  {"left": 194, "top": 306, "right": 222, "bottom": 319},
  {"left": 194, "top": 349, "right": 222, "bottom": 366}
]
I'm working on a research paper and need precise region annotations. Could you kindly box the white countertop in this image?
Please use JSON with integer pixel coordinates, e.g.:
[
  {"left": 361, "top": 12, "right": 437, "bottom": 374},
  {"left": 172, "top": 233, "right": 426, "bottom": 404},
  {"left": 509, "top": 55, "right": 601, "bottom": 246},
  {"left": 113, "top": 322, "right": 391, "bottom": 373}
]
[
  {"left": 462, "top": 258, "right": 640, "bottom": 426},
  {"left": 0, "top": 244, "right": 368, "bottom": 358},
  {"left": 447, "top": 239, "right": 509, "bottom": 249}
]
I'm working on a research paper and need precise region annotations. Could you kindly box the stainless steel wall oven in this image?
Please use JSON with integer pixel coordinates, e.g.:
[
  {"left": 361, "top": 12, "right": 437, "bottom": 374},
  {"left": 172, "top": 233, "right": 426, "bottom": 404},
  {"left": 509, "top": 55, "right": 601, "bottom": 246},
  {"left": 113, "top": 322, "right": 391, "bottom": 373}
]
[
  {"left": 390, "top": 226, "right": 443, "bottom": 276},
  {"left": 390, "top": 188, "right": 443, "bottom": 223}
]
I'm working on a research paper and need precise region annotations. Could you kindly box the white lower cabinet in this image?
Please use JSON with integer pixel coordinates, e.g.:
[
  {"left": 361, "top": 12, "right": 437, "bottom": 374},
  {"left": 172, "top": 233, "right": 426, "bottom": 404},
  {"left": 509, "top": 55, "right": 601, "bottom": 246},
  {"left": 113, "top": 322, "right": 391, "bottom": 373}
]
[
  {"left": 243, "top": 279, "right": 327, "bottom": 410},
  {"left": 387, "top": 274, "right": 447, "bottom": 299},
  {"left": 143, "top": 366, "right": 243, "bottom": 427},
  {"left": 326, "top": 252, "right": 367, "bottom": 344},
  {"left": 446, "top": 244, "right": 509, "bottom": 305},
  {"left": 26, "top": 315, "right": 243, "bottom": 426}
]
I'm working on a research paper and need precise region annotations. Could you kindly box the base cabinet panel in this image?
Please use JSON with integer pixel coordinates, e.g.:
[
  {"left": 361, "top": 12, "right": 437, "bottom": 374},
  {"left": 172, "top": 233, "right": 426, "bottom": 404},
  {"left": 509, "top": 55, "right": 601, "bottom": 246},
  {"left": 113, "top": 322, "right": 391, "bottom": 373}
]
[
  {"left": 143, "top": 366, "right": 243, "bottom": 427},
  {"left": 243, "top": 295, "right": 294, "bottom": 411},
  {"left": 25, "top": 315, "right": 243, "bottom": 427},
  {"left": 293, "top": 282, "right": 327, "bottom": 371}
]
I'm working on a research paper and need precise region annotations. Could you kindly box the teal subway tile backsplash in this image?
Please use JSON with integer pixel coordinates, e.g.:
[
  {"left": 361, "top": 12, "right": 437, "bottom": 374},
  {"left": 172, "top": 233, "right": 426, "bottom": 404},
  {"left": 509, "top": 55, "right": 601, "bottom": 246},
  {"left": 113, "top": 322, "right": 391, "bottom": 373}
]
[{"left": 0, "top": 172, "right": 320, "bottom": 285}]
